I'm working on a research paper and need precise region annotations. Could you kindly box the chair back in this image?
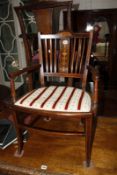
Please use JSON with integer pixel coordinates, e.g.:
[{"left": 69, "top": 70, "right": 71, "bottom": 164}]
[{"left": 38, "top": 31, "right": 93, "bottom": 89}]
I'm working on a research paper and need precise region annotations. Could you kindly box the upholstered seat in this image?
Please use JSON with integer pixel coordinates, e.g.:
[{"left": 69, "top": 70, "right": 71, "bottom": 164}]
[{"left": 15, "top": 86, "right": 91, "bottom": 112}]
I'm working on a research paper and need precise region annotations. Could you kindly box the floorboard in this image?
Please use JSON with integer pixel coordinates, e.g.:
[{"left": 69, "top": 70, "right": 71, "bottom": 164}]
[{"left": 0, "top": 117, "right": 116, "bottom": 175}]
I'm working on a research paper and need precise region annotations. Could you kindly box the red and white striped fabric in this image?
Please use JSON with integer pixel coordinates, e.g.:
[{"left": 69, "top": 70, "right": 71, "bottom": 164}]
[{"left": 15, "top": 86, "right": 91, "bottom": 112}]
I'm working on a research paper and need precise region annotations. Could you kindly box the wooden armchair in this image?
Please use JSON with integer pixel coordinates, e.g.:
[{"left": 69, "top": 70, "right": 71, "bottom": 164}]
[{"left": 9, "top": 31, "right": 99, "bottom": 167}]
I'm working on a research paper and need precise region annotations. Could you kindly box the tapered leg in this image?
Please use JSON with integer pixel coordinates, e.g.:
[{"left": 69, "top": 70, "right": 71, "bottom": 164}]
[
  {"left": 13, "top": 111, "right": 24, "bottom": 155},
  {"left": 85, "top": 116, "right": 93, "bottom": 167}
]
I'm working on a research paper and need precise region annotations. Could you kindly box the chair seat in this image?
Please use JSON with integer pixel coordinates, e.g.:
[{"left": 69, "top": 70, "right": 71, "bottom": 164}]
[{"left": 15, "top": 86, "right": 91, "bottom": 112}]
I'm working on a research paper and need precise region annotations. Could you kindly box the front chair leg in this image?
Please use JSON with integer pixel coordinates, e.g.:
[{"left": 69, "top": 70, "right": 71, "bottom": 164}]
[
  {"left": 13, "top": 111, "right": 24, "bottom": 156},
  {"left": 85, "top": 116, "right": 93, "bottom": 167}
]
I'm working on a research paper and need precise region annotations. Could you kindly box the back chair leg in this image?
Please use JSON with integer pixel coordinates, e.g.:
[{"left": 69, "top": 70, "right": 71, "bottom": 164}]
[
  {"left": 17, "top": 127, "right": 24, "bottom": 155},
  {"left": 85, "top": 116, "right": 93, "bottom": 167}
]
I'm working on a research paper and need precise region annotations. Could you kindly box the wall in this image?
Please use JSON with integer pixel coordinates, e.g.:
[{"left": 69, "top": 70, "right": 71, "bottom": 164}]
[
  {"left": 57, "top": 0, "right": 117, "bottom": 9},
  {"left": 73, "top": 0, "right": 117, "bottom": 10}
]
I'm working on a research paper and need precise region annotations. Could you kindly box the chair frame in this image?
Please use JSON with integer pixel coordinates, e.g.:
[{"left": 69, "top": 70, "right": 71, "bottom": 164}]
[{"left": 9, "top": 31, "right": 99, "bottom": 167}]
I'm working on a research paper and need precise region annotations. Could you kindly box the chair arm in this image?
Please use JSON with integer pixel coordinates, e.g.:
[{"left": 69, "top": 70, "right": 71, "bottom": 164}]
[
  {"left": 87, "top": 65, "right": 99, "bottom": 82},
  {"left": 9, "top": 64, "right": 40, "bottom": 103},
  {"left": 9, "top": 64, "right": 41, "bottom": 79},
  {"left": 87, "top": 65, "right": 100, "bottom": 116}
]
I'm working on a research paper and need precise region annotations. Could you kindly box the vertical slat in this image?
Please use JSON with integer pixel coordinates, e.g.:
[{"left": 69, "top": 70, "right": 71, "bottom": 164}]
[
  {"left": 49, "top": 38, "right": 52, "bottom": 72},
  {"left": 44, "top": 39, "right": 48, "bottom": 72},
  {"left": 79, "top": 38, "right": 86, "bottom": 73},
  {"left": 70, "top": 38, "right": 76, "bottom": 73},
  {"left": 57, "top": 39, "right": 61, "bottom": 72},
  {"left": 54, "top": 39, "right": 57, "bottom": 72},
  {"left": 58, "top": 38, "right": 60, "bottom": 73},
  {"left": 75, "top": 38, "right": 82, "bottom": 73}
]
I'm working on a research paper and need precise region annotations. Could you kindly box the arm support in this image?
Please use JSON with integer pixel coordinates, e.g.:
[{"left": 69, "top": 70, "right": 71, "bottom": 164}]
[
  {"left": 9, "top": 64, "right": 40, "bottom": 79},
  {"left": 9, "top": 64, "right": 40, "bottom": 103},
  {"left": 88, "top": 65, "right": 100, "bottom": 116}
]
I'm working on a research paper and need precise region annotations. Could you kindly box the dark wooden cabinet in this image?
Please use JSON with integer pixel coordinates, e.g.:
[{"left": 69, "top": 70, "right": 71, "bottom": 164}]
[
  {"left": 15, "top": 1, "right": 72, "bottom": 65},
  {"left": 64, "top": 9, "right": 117, "bottom": 89}
]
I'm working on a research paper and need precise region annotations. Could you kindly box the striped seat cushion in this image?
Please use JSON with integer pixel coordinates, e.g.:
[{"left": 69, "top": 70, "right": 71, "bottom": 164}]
[{"left": 15, "top": 86, "right": 91, "bottom": 112}]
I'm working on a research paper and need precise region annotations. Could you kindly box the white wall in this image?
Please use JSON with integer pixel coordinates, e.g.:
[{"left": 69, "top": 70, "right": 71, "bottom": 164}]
[
  {"left": 73, "top": 0, "right": 117, "bottom": 10},
  {"left": 58, "top": 0, "right": 117, "bottom": 10}
]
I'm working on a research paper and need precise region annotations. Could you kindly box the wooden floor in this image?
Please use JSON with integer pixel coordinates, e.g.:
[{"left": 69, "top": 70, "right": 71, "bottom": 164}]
[{"left": 0, "top": 90, "right": 117, "bottom": 175}]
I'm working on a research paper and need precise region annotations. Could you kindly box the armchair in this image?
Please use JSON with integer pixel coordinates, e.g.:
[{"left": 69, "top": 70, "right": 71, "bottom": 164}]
[{"left": 9, "top": 31, "right": 99, "bottom": 167}]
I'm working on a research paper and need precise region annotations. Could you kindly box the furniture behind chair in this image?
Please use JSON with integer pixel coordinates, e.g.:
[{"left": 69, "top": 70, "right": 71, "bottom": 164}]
[
  {"left": 9, "top": 31, "right": 99, "bottom": 167},
  {"left": 14, "top": 1, "right": 72, "bottom": 65}
]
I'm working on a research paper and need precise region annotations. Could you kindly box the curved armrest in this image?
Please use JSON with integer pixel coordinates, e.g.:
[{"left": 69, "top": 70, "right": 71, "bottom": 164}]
[
  {"left": 87, "top": 65, "right": 100, "bottom": 81},
  {"left": 9, "top": 63, "right": 41, "bottom": 103},
  {"left": 87, "top": 65, "right": 100, "bottom": 116},
  {"left": 9, "top": 64, "right": 41, "bottom": 79}
]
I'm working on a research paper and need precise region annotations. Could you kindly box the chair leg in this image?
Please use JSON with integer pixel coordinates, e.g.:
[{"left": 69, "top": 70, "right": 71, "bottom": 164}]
[
  {"left": 13, "top": 111, "right": 24, "bottom": 155},
  {"left": 85, "top": 116, "right": 93, "bottom": 167}
]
